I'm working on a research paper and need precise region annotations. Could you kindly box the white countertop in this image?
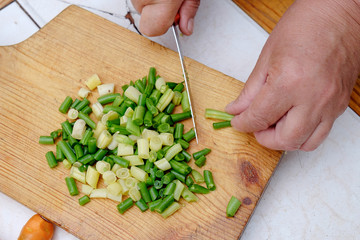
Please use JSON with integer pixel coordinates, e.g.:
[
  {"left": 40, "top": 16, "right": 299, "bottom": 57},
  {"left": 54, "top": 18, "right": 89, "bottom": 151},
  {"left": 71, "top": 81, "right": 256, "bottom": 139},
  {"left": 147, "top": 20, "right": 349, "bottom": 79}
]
[{"left": 1, "top": 0, "right": 359, "bottom": 239}]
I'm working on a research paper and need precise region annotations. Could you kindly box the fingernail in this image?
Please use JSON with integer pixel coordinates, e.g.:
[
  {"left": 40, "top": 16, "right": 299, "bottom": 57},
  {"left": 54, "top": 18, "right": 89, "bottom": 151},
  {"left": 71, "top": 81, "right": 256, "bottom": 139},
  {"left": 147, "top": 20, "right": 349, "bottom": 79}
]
[{"left": 187, "top": 18, "right": 194, "bottom": 34}]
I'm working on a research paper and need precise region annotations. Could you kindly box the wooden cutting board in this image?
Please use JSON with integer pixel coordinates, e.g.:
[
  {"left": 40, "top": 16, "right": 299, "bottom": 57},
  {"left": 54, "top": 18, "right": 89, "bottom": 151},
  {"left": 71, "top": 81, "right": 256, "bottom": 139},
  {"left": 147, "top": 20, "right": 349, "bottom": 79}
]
[
  {"left": 232, "top": 0, "right": 360, "bottom": 116},
  {"left": 0, "top": 6, "right": 282, "bottom": 240}
]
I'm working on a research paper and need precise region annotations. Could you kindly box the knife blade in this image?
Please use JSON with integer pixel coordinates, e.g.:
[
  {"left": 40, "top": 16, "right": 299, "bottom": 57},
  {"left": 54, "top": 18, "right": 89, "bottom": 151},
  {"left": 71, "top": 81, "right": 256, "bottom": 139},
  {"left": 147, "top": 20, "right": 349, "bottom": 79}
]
[{"left": 171, "top": 24, "right": 199, "bottom": 144}]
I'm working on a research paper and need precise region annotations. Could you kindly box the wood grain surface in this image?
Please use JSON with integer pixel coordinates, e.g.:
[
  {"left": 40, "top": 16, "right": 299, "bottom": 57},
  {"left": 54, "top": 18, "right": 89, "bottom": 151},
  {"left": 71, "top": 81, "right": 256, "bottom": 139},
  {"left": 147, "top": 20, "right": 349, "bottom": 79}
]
[
  {"left": 0, "top": 0, "right": 14, "bottom": 9},
  {"left": 0, "top": 6, "right": 282, "bottom": 240},
  {"left": 232, "top": 0, "right": 360, "bottom": 116}
]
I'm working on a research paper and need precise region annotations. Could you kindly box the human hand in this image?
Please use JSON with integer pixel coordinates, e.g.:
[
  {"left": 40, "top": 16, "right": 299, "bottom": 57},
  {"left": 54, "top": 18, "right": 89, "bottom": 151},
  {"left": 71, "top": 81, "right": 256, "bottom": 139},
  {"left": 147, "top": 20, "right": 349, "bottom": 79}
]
[
  {"left": 226, "top": 0, "right": 360, "bottom": 151},
  {"left": 131, "top": 0, "right": 200, "bottom": 36}
]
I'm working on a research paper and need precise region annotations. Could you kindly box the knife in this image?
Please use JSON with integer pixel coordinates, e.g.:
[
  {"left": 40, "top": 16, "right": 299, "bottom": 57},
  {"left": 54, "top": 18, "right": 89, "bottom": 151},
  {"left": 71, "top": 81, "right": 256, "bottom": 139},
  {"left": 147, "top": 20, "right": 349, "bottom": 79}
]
[{"left": 171, "top": 15, "right": 199, "bottom": 143}]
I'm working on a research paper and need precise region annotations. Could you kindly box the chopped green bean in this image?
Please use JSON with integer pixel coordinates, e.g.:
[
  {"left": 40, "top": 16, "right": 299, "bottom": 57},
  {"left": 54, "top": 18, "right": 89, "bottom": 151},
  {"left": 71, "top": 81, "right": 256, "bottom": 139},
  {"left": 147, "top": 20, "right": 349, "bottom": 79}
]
[
  {"left": 195, "top": 155, "right": 206, "bottom": 167},
  {"left": 65, "top": 177, "right": 79, "bottom": 196},
  {"left": 78, "top": 154, "right": 94, "bottom": 165},
  {"left": 94, "top": 149, "right": 108, "bottom": 161},
  {"left": 78, "top": 112, "right": 96, "bottom": 129},
  {"left": 87, "top": 137, "right": 98, "bottom": 154},
  {"left": 81, "top": 105, "right": 92, "bottom": 115},
  {"left": 185, "top": 175, "right": 194, "bottom": 187},
  {"left": 177, "top": 139, "right": 189, "bottom": 149},
  {"left": 149, "top": 187, "right": 158, "bottom": 201},
  {"left": 58, "top": 140, "right": 77, "bottom": 164},
  {"left": 189, "top": 184, "right": 210, "bottom": 194},
  {"left": 56, "top": 144, "right": 65, "bottom": 161},
  {"left": 109, "top": 155, "right": 130, "bottom": 168},
  {"left": 155, "top": 194, "right": 174, "bottom": 213},
  {"left": 79, "top": 195, "right": 90, "bottom": 206},
  {"left": 80, "top": 129, "right": 93, "bottom": 145},
  {"left": 98, "top": 93, "right": 121, "bottom": 105},
  {"left": 45, "top": 151, "right": 58, "bottom": 168},
  {"left": 170, "top": 170, "right": 186, "bottom": 183},
  {"left": 59, "top": 96, "right": 73, "bottom": 114},
  {"left": 162, "top": 172, "right": 175, "bottom": 185},
  {"left": 191, "top": 169, "right": 204, "bottom": 183},
  {"left": 182, "top": 128, "right": 195, "bottom": 142},
  {"left": 70, "top": 98, "right": 81, "bottom": 109},
  {"left": 193, "top": 148, "right": 211, "bottom": 160},
  {"left": 204, "top": 170, "right": 216, "bottom": 191},
  {"left": 213, "top": 120, "right": 232, "bottom": 129},
  {"left": 74, "top": 144, "right": 84, "bottom": 159},
  {"left": 148, "top": 199, "right": 162, "bottom": 211},
  {"left": 154, "top": 180, "right": 163, "bottom": 190},
  {"left": 205, "top": 109, "right": 234, "bottom": 121},
  {"left": 171, "top": 111, "right": 192, "bottom": 122},
  {"left": 169, "top": 160, "right": 191, "bottom": 175},
  {"left": 135, "top": 198, "right": 149, "bottom": 212},
  {"left": 163, "top": 182, "right": 176, "bottom": 196},
  {"left": 39, "top": 136, "right": 54, "bottom": 145},
  {"left": 182, "top": 150, "right": 192, "bottom": 162},
  {"left": 74, "top": 98, "right": 90, "bottom": 111},
  {"left": 174, "top": 123, "right": 184, "bottom": 140},
  {"left": 226, "top": 196, "right": 241, "bottom": 217},
  {"left": 117, "top": 198, "right": 133, "bottom": 214},
  {"left": 138, "top": 182, "right": 151, "bottom": 203}
]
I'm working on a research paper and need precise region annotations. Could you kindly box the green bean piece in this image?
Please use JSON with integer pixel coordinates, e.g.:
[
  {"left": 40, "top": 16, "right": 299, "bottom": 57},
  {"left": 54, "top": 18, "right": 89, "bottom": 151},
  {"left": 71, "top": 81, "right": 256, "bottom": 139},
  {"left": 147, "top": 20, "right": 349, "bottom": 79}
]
[
  {"left": 87, "top": 137, "right": 98, "bottom": 154},
  {"left": 109, "top": 155, "right": 129, "bottom": 168},
  {"left": 143, "top": 110, "right": 153, "bottom": 127},
  {"left": 103, "top": 105, "right": 123, "bottom": 115},
  {"left": 159, "top": 188, "right": 165, "bottom": 198},
  {"left": 181, "top": 91, "right": 190, "bottom": 112},
  {"left": 182, "top": 150, "right": 192, "bottom": 162},
  {"left": 160, "top": 114, "right": 172, "bottom": 125},
  {"left": 163, "top": 182, "right": 176, "bottom": 196},
  {"left": 161, "top": 145, "right": 171, "bottom": 154},
  {"left": 145, "top": 176, "right": 154, "bottom": 186},
  {"left": 107, "top": 118, "right": 120, "bottom": 127},
  {"left": 169, "top": 160, "right": 192, "bottom": 175},
  {"left": 39, "top": 136, "right": 54, "bottom": 145},
  {"left": 226, "top": 196, "right": 242, "bottom": 217},
  {"left": 50, "top": 129, "right": 62, "bottom": 140},
  {"left": 74, "top": 144, "right": 84, "bottom": 159},
  {"left": 67, "top": 135, "right": 78, "bottom": 147},
  {"left": 83, "top": 146, "right": 89, "bottom": 155},
  {"left": 174, "top": 153, "right": 185, "bottom": 161},
  {"left": 45, "top": 151, "right": 58, "bottom": 168},
  {"left": 70, "top": 98, "right": 81, "bottom": 109},
  {"left": 135, "top": 198, "right": 149, "bottom": 212},
  {"left": 58, "top": 140, "right": 77, "bottom": 164},
  {"left": 193, "top": 148, "right": 211, "bottom": 160},
  {"left": 142, "top": 76, "right": 147, "bottom": 86},
  {"left": 149, "top": 167, "right": 157, "bottom": 181},
  {"left": 157, "top": 123, "right": 171, "bottom": 133},
  {"left": 173, "top": 82, "right": 184, "bottom": 92},
  {"left": 108, "top": 124, "right": 130, "bottom": 135},
  {"left": 59, "top": 96, "right": 73, "bottom": 114},
  {"left": 78, "top": 195, "right": 90, "bottom": 206},
  {"left": 61, "top": 120, "right": 73, "bottom": 136},
  {"left": 204, "top": 170, "right": 216, "bottom": 191},
  {"left": 170, "top": 170, "right": 186, "bottom": 183},
  {"left": 56, "top": 144, "right": 65, "bottom": 161},
  {"left": 126, "top": 119, "right": 141, "bottom": 136},
  {"left": 117, "top": 198, "right": 134, "bottom": 214},
  {"left": 161, "top": 172, "right": 175, "bottom": 185},
  {"left": 74, "top": 98, "right": 90, "bottom": 111},
  {"left": 80, "top": 105, "right": 92, "bottom": 115},
  {"left": 164, "top": 103, "right": 175, "bottom": 115},
  {"left": 154, "top": 180, "right": 163, "bottom": 190},
  {"left": 205, "top": 109, "right": 234, "bottom": 121},
  {"left": 138, "top": 182, "right": 152, "bottom": 203},
  {"left": 79, "top": 164, "right": 88, "bottom": 173},
  {"left": 182, "top": 128, "right": 195, "bottom": 142},
  {"left": 177, "top": 139, "right": 189, "bottom": 149},
  {"left": 98, "top": 93, "right": 121, "bottom": 105},
  {"left": 124, "top": 98, "right": 136, "bottom": 109},
  {"left": 171, "top": 111, "right": 192, "bottom": 123},
  {"left": 213, "top": 121, "right": 232, "bottom": 129},
  {"left": 156, "top": 149, "right": 165, "bottom": 160},
  {"left": 148, "top": 67, "right": 156, "bottom": 85},
  {"left": 166, "top": 82, "right": 177, "bottom": 89},
  {"left": 172, "top": 91, "right": 182, "bottom": 106},
  {"left": 195, "top": 155, "right": 206, "bottom": 168},
  {"left": 152, "top": 112, "right": 165, "bottom": 128},
  {"left": 149, "top": 187, "right": 159, "bottom": 201},
  {"left": 155, "top": 194, "right": 174, "bottom": 213},
  {"left": 144, "top": 160, "right": 154, "bottom": 173},
  {"left": 148, "top": 199, "right": 162, "bottom": 211},
  {"left": 191, "top": 169, "right": 204, "bottom": 183},
  {"left": 189, "top": 184, "right": 210, "bottom": 194},
  {"left": 149, "top": 89, "right": 161, "bottom": 104},
  {"left": 65, "top": 177, "right": 79, "bottom": 196},
  {"left": 80, "top": 129, "right": 93, "bottom": 145},
  {"left": 122, "top": 84, "right": 129, "bottom": 92},
  {"left": 155, "top": 169, "right": 164, "bottom": 179},
  {"left": 112, "top": 95, "right": 124, "bottom": 107},
  {"left": 174, "top": 123, "right": 184, "bottom": 140},
  {"left": 94, "top": 149, "right": 108, "bottom": 161},
  {"left": 135, "top": 80, "right": 145, "bottom": 93},
  {"left": 133, "top": 106, "right": 146, "bottom": 126},
  {"left": 181, "top": 187, "right": 198, "bottom": 202},
  {"left": 78, "top": 154, "right": 94, "bottom": 165},
  {"left": 185, "top": 175, "right": 194, "bottom": 187},
  {"left": 78, "top": 112, "right": 96, "bottom": 129},
  {"left": 145, "top": 98, "right": 159, "bottom": 116}
]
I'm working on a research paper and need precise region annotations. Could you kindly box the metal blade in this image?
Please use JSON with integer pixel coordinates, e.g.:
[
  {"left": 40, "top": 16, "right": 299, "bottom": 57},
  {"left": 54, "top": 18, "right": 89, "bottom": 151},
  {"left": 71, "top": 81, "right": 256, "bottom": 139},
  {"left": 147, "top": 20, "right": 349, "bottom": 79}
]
[{"left": 171, "top": 25, "right": 199, "bottom": 143}]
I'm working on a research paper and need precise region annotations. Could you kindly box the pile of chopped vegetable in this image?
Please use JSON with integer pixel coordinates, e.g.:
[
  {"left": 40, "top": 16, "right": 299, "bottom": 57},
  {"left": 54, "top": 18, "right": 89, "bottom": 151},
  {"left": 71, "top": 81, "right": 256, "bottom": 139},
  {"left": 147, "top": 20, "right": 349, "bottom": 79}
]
[{"left": 40, "top": 67, "right": 217, "bottom": 218}]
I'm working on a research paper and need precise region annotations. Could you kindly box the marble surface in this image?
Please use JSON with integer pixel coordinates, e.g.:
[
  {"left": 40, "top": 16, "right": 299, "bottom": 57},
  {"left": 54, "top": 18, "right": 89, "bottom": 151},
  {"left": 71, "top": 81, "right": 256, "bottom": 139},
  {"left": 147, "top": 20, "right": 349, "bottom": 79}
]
[{"left": 0, "top": 0, "right": 359, "bottom": 239}]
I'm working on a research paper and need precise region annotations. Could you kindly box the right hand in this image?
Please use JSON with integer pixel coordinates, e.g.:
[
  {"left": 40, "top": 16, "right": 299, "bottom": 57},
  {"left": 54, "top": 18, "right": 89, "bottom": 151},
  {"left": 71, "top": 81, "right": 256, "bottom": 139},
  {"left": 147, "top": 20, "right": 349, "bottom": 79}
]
[{"left": 131, "top": 0, "right": 200, "bottom": 36}]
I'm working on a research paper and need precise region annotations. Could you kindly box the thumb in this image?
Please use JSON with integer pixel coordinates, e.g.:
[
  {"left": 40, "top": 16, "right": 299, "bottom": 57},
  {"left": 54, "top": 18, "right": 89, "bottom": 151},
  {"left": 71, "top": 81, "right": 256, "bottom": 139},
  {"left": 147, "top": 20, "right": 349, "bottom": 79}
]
[
  {"left": 225, "top": 60, "right": 268, "bottom": 115},
  {"left": 178, "top": 0, "right": 200, "bottom": 36},
  {"left": 139, "top": 1, "right": 184, "bottom": 37}
]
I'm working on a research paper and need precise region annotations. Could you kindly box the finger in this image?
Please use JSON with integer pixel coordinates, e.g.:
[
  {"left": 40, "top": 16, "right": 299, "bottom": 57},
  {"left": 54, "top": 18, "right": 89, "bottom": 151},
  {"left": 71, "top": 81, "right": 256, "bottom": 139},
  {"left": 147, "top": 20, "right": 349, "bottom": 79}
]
[
  {"left": 225, "top": 44, "right": 271, "bottom": 115},
  {"left": 253, "top": 106, "right": 319, "bottom": 150},
  {"left": 140, "top": 1, "right": 184, "bottom": 36},
  {"left": 178, "top": 0, "right": 200, "bottom": 35},
  {"left": 230, "top": 77, "right": 293, "bottom": 133},
  {"left": 300, "top": 120, "right": 333, "bottom": 151}
]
